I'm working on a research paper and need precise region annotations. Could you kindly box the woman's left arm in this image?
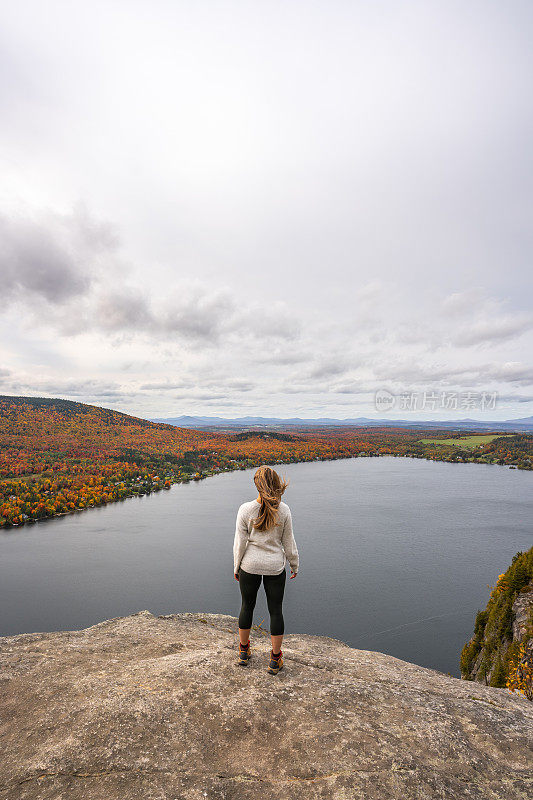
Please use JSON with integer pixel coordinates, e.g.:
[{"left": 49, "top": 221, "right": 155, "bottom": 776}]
[{"left": 281, "top": 508, "right": 299, "bottom": 577}]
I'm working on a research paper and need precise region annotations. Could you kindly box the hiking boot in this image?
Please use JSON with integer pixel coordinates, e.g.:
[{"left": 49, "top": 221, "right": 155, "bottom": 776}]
[
  {"left": 238, "top": 640, "right": 251, "bottom": 666},
  {"left": 267, "top": 649, "right": 283, "bottom": 674}
]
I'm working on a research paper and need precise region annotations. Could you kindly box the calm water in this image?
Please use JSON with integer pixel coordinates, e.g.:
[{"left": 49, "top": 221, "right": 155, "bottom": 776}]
[{"left": 1, "top": 457, "right": 531, "bottom": 676}]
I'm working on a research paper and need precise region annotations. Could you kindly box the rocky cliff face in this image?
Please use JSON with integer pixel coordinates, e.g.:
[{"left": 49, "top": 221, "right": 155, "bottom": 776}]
[
  {"left": 465, "top": 588, "right": 533, "bottom": 686},
  {"left": 461, "top": 548, "right": 533, "bottom": 688},
  {"left": 1, "top": 611, "right": 532, "bottom": 800},
  {"left": 513, "top": 589, "right": 533, "bottom": 641}
]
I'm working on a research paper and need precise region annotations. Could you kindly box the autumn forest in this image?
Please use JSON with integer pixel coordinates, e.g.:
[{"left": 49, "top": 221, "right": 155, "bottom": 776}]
[{"left": 1, "top": 395, "right": 532, "bottom": 529}]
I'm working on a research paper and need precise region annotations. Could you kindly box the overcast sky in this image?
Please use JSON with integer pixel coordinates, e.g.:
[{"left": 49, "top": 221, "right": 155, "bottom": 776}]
[{"left": 1, "top": 0, "right": 532, "bottom": 420}]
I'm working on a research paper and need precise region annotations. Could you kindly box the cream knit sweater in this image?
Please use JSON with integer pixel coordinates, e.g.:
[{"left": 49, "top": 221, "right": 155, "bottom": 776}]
[{"left": 233, "top": 499, "right": 299, "bottom": 576}]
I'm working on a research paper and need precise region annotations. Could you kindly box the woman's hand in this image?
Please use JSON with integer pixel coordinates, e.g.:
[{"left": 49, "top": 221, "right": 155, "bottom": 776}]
[
  {"left": 234, "top": 572, "right": 239, "bottom": 581},
  {"left": 290, "top": 570, "right": 297, "bottom": 579}
]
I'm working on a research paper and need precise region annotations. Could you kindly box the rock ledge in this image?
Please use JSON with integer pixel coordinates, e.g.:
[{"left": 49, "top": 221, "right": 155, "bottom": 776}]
[{"left": 1, "top": 610, "right": 532, "bottom": 799}]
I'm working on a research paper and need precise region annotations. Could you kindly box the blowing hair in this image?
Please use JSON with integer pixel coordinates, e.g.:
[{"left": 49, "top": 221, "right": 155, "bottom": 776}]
[{"left": 252, "top": 465, "right": 289, "bottom": 532}]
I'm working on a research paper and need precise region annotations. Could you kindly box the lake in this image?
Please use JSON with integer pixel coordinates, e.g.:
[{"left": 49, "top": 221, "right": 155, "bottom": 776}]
[{"left": 1, "top": 456, "right": 531, "bottom": 677}]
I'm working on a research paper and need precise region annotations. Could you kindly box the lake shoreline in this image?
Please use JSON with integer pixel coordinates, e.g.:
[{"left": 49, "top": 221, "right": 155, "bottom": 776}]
[{"left": 3, "top": 448, "right": 532, "bottom": 531}]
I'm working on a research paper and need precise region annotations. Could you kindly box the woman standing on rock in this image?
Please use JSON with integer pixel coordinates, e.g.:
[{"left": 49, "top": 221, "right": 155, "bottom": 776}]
[{"left": 233, "top": 464, "right": 299, "bottom": 674}]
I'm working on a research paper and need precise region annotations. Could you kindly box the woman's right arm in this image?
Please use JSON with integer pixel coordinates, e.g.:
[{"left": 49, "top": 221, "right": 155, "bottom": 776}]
[
  {"left": 281, "top": 508, "right": 299, "bottom": 577},
  {"left": 233, "top": 505, "right": 249, "bottom": 579}
]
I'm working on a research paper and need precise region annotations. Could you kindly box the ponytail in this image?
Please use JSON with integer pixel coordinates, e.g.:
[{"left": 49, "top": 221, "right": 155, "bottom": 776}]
[{"left": 252, "top": 465, "right": 289, "bottom": 532}]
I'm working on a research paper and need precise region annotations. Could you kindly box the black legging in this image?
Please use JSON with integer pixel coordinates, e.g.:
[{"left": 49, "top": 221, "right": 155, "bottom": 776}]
[{"left": 238, "top": 566, "right": 286, "bottom": 636}]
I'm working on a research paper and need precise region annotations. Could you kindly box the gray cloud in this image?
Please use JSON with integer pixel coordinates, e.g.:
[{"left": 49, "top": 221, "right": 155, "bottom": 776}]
[
  {"left": 0, "top": 206, "right": 300, "bottom": 346},
  {"left": 1, "top": 375, "right": 135, "bottom": 400},
  {"left": 94, "top": 289, "right": 154, "bottom": 333},
  {"left": 36, "top": 379, "right": 125, "bottom": 397},
  {"left": 171, "top": 392, "right": 229, "bottom": 401},
  {"left": 261, "top": 350, "right": 311, "bottom": 366},
  {"left": 225, "top": 379, "right": 255, "bottom": 391},
  {"left": 139, "top": 377, "right": 255, "bottom": 394},
  {"left": 0, "top": 210, "right": 91, "bottom": 303},
  {"left": 139, "top": 381, "right": 190, "bottom": 391},
  {"left": 496, "top": 394, "right": 533, "bottom": 404},
  {"left": 156, "top": 288, "right": 236, "bottom": 341},
  {"left": 85, "top": 287, "right": 296, "bottom": 344},
  {"left": 307, "top": 360, "right": 351, "bottom": 380},
  {"left": 370, "top": 359, "right": 533, "bottom": 390},
  {"left": 373, "top": 362, "right": 484, "bottom": 384},
  {"left": 228, "top": 303, "right": 301, "bottom": 341},
  {"left": 332, "top": 382, "right": 378, "bottom": 395},
  {"left": 482, "top": 362, "right": 533, "bottom": 386}
]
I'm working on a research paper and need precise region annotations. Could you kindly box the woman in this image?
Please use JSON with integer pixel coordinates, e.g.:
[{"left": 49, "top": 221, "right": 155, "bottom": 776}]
[{"left": 233, "top": 464, "right": 299, "bottom": 674}]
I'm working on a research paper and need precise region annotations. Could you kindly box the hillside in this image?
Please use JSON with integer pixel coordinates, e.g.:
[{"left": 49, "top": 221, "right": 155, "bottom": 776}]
[
  {"left": 0, "top": 394, "right": 217, "bottom": 440},
  {"left": 0, "top": 395, "right": 228, "bottom": 526},
  {"left": 1, "top": 611, "right": 531, "bottom": 799},
  {"left": 1, "top": 395, "right": 532, "bottom": 528}
]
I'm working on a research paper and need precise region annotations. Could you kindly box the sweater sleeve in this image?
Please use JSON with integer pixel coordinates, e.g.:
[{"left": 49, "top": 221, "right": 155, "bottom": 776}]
[
  {"left": 233, "top": 505, "right": 249, "bottom": 574},
  {"left": 281, "top": 508, "right": 299, "bottom": 573}
]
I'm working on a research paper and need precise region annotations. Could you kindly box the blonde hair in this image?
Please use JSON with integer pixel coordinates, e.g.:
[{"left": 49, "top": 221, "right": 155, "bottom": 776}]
[{"left": 252, "top": 464, "right": 289, "bottom": 532}]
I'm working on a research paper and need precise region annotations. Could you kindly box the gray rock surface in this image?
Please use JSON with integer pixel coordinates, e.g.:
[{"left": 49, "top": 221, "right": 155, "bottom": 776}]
[{"left": 1, "top": 610, "right": 532, "bottom": 800}]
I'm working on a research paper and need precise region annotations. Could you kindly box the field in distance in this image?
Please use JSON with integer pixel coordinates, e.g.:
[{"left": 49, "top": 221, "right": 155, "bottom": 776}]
[{"left": 418, "top": 434, "right": 515, "bottom": 449}]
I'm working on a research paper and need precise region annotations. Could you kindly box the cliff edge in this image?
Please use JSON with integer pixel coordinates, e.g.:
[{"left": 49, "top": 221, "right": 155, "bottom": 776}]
[{"left": 1, "top": 611, "right": 532, "bottom": 800}]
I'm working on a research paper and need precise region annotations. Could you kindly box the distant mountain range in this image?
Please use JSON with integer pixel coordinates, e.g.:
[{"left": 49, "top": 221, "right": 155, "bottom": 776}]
[{"left": 150, "top": 414, "right": 533, "bottom": 432}]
